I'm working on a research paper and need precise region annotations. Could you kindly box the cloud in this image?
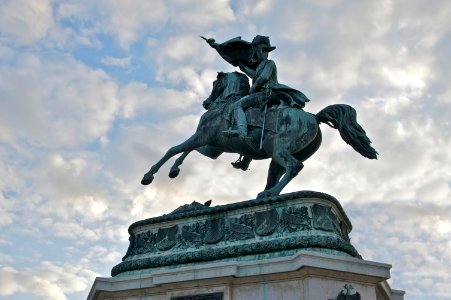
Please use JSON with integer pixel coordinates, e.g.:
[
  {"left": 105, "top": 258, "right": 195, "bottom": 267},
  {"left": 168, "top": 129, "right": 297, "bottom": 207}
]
[
  {"left": 0, "top": 174, "right": 14, "bottom": 225},
  {"left": 349, "top": 202, "right": 451, "bottom": 298},
  {"left": 0, "top": 252, "right": 13, "bottom": 264},
  {"left": 83, "top": 245, "right": 122, "bottom": 264},
  {"left": 0, "top": 267, "right": 23, "bottom": 297},
  {"left": 166, "top": 0, "right": 236, "bottom": 28},
  {"left": 0, "top": 197, "right": 14, "bottom": 225},
  {"left": 97, "top": 0, "right": 167, "bottom": 49},
  {"left": 0, "top": 261, "right": 98, "bottom": 300},
  {"left": 0, "top": 52, "right": 119, "bottom": 148},
  {"left": 52, "top": 0, "right": 236, "bottom": 49},
  {"left": 101, "top": 56, "right": 132, "bottom": 68},
  {"left": 0, "top": 0, "right": 54, "bottom": 45},
  {"left": 118, "top": 82, "right": 202, "bottom": 119},
  {"left": 149, "top": 34, "right": 227, "bottom": 95}
]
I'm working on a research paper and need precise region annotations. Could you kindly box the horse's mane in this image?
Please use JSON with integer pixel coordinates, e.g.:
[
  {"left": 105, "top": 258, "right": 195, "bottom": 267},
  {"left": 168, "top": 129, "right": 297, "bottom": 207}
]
[
  {"left": 220, "top": 71, "right": 250, "bottom": 102},
  {"left": 206, "top": 72, "right": 250, "bottom": 111}
]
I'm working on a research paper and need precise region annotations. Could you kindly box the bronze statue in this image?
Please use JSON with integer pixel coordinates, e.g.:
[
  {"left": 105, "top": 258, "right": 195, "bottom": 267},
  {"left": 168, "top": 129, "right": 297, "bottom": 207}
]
[
  {"left": 141, "top": 36, "right": 378, "bottom": 198},
  {"left": 205, "top": 35, "right": 309, "bottom": 170}
]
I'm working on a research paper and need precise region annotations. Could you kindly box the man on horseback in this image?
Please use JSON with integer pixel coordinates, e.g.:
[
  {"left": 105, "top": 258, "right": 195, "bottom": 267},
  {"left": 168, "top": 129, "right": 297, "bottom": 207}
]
[
  {"left": 141, "top": 36, "right": 377, "bottom": 198},
  {"left": 206, "top": 35, "right": 310, "bottom": 139},
  {"left": 205, "top": 35, "right": 310, "bottom": 170}
]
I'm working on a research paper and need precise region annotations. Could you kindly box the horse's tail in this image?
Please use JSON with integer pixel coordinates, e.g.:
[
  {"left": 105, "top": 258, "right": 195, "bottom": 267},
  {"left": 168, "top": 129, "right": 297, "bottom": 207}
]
[{"left": 316, "top": 104, "right": 378, "bottom": 159}]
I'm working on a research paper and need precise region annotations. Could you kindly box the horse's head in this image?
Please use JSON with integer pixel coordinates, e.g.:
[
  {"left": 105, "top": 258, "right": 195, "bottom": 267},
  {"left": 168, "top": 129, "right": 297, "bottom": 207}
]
[
  {"left": 203, "top": 72, "right": 227, "bottom": 109},
  {"left": 203, "top": 72, "right": 250, "bottom": 110}
]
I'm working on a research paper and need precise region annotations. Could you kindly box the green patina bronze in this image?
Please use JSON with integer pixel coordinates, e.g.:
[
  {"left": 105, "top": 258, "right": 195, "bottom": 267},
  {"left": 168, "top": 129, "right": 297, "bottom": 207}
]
[
  {"left": 112, "top": 191, "right": 361, "bottom": 277},
  {"left": 141, "top": 36, "right": 378, "bottom": 199},
  {"left": 128, "top": 191, "right": 350, "bottom": 232}
]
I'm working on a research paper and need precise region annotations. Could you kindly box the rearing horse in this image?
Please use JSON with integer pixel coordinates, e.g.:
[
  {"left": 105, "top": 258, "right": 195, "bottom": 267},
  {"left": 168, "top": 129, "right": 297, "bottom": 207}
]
[{"left": 141, "top": 72, "right": 377, "bottom": 198}]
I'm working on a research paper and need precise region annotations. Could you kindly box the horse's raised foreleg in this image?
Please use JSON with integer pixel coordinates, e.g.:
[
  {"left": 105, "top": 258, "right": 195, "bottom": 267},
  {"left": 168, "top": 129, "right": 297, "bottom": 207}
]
[
  {"left": 168, "top": 146, "right": 223, "bottom": 179},
  {"left": 257, "top": 150, "right": 303, "bottom": 199},
  {"left": 169, "top": 151, "right": 191, "bottom": 178},
  {"left": 141, "top": 134, "right": 202, "bottom": 185}
]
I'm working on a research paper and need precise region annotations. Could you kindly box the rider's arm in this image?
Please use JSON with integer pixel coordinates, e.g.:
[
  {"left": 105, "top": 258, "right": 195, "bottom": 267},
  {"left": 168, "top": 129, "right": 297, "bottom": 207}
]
[
  {"left": 239, "top": 63, "right": 256, "bottom": 78},
  {"left": 252, "top": 60, "right": 275, "bottom": 90}
]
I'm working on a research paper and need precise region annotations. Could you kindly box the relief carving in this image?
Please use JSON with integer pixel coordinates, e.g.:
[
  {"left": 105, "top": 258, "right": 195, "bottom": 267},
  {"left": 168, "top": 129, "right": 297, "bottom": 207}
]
[
  {"left": 254, "top": 208, "right": 279, "bottom": 236},
  {"left": 226, "top": 213, "right": 255, "bottom": 241},
  {"left": 155, "top": 225, "right": 179, "bottom": 251},
  {"left": 203, "top": 218, "right": 225, "bottom": 244},
  {"left": 312, "top": 204, "right": 341, "bottom": 235},
  {"left": 179, "top": 222, "right": 205, "bottom": 248},
  {"left": 280, "top": 206, "right": 311, "bottom": 232},
  {"left": 131, "top": 230, "right": 157, "bottom": 255}
]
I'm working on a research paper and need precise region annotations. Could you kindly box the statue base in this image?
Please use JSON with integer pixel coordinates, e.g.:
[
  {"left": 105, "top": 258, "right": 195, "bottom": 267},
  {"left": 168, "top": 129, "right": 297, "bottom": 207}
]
[{"left": 88, "top": 191, "right": 405, "bottom": 300}]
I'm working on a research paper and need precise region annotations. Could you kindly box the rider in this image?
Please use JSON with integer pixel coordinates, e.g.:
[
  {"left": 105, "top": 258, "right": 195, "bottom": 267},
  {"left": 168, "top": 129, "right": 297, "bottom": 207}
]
[
  {"left": 205, "top": 35, "right": 310, "bottom": 170},
  {"left": 224, "top": 35, "right": 310, "bottom": 138}
]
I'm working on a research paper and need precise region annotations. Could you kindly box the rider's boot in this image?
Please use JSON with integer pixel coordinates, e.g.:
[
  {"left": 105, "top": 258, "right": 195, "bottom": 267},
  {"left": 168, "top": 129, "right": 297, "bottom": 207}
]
[
  {"left": 231, "top": 156, "right": 252, "bottom": 171},
  {"left": 223, "top": 107, "right": 247, "bottom": 139}
]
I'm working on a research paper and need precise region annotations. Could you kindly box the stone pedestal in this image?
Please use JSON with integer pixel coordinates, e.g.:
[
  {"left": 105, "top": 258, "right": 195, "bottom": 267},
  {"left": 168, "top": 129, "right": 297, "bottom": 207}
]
[{"left": 88, "top": 191, "right": 405, "bottom": 300}]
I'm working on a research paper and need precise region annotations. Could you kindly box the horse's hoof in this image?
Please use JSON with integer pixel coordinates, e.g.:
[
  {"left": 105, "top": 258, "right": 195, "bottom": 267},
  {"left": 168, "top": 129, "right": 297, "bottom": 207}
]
[
  {"left": 257, "top": 190, "right": 279, "bottom": 199},
  {"left": 257, "top": 191, "right": 269, "bottom": 199},
  {"left": 141, "top": 173, "right": 154, "bottom": 185},
  {"left": 169, "top": 168, "right": 180, "bottom": 178}
]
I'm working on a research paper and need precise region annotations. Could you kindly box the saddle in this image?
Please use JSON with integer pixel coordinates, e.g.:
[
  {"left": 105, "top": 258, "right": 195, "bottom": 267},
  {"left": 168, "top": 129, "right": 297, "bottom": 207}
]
[
  {"left": 246, "top": 107, "right": 280, "bottom": 133},
  {"left": 220, "top": 103, "right": 282, "bottom": 134}
]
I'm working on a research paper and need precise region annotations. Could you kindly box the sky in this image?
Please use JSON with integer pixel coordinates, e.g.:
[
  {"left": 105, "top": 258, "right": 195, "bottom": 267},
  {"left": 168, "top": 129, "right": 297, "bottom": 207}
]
[{"left": 0, "top": 0, "right": 450, "bottom": 299}]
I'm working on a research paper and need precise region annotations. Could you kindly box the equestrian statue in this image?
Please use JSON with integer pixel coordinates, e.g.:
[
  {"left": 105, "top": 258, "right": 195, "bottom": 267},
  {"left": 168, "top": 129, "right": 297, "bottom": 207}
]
[{"left": 141, "top": 35, "right": 378, "bottom": 199}]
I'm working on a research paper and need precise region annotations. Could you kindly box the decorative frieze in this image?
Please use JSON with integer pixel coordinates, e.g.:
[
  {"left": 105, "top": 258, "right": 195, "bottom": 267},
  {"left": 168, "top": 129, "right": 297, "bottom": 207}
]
[{"left": 114, "top": 191, "right": 359, "bottom": 277}]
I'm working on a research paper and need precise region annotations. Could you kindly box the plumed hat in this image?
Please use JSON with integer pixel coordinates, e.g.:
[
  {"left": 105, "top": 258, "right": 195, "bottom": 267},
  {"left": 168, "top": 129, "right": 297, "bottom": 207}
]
[{"left": 251, "top": 35, "right": 276, "bottom": 52}]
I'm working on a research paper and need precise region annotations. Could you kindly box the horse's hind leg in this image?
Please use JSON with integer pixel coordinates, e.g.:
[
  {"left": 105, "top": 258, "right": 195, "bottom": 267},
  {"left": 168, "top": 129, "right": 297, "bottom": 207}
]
[
  {"left": 141, "top": 134, "right": 202, "bottom": 185},
  {"left": 264, "top": 159, "right": 285, "bottom": 191},
  {"left": 257, "top": 150, "right": 303, "bottom": 198}
]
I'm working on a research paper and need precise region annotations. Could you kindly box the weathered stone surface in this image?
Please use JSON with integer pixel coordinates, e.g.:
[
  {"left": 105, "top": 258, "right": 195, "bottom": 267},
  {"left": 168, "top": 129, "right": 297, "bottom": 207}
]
[
  {"left": 171, "top": 292, "right": 223, "bottom": 300},
  {"left": 89, "top": 251, "right": 405, "bottom": 300}
]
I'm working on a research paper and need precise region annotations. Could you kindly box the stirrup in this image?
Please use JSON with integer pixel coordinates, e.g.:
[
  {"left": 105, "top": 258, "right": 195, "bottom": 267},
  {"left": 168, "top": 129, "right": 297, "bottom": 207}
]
[{"left": 231, "top": 156, "right": 251, "bottom": 171}]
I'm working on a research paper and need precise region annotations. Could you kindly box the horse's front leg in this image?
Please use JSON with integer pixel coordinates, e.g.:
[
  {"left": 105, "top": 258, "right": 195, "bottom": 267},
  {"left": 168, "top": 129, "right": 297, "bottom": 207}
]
[
  {"left": 169, "top": 151, "right": 191, "bottom": 178},
  {"left": 168, "top": 146, "right": 223, "bottom": 179},
  {"left": 141, "top": 134, "right": 201, "bottom": 185}
]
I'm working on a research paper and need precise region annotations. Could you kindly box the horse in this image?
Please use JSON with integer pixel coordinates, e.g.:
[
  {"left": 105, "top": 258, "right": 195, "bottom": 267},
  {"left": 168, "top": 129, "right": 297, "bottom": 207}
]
[{"left": 141, "top": 71, "right": 378, "bottom": 199}]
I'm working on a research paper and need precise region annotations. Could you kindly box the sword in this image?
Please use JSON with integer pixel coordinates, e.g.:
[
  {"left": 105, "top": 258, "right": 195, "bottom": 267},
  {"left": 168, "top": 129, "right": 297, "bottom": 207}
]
[
  {"left": 259, "top": 103, "right": 268, "bottom": 150},
  {"left": 259, "top": 88, "right": 273, "bottom": 150}
]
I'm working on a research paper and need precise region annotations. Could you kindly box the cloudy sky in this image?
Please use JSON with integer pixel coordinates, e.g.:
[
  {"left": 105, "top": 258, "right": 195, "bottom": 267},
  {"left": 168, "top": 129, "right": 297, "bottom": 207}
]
[{"left": 0, "top": 0, "right": 450, "bottom": 299}]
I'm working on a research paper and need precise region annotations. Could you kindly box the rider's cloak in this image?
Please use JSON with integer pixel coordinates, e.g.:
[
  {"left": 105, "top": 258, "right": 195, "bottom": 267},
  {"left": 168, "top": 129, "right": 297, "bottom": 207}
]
[{"left": 206, "top": 36, "right": 310, "bottom": 108}]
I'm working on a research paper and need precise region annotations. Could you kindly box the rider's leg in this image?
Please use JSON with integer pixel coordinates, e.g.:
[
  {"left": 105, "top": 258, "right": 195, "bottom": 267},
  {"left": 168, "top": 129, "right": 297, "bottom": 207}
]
[
  {"left": 231, "top": 155, "right": 252, "bottom": 171},
  {"left": 225, "top": 105, "right": 247, "bottom": 138},
  {"left": 223, "top": 93, "right": 262, "bottom": 138},
  {"left": 223, "top": 97, "right": 248, "bottom": 138}
]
